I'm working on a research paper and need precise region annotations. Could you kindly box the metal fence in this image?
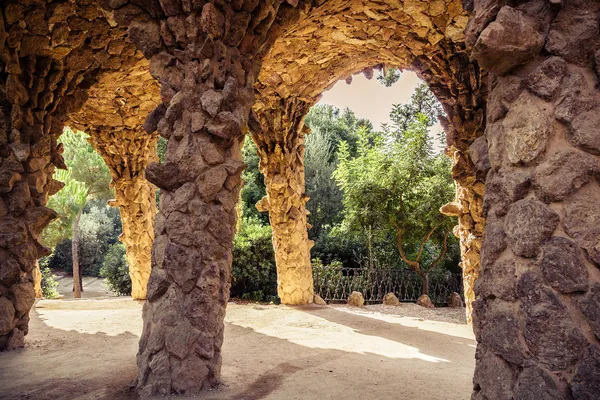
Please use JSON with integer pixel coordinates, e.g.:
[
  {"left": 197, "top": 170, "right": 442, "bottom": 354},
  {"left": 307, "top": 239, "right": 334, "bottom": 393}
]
[{"left": 313, "top": 266, "right": 463, "bottom": 306}]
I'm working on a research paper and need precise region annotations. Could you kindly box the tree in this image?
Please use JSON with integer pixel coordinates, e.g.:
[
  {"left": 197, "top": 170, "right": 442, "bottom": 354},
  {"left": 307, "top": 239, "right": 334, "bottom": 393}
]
[
  {"left": 45, "top": 128, "right": 112, "bottom": 298},
  {"left": 240, "top": 138, "right": 268, "bottom": 224},
  {"left": 384, "top": 83, "right": 444, "bottom": 138},
  {"left": 377, "top": 67, "right": 402, "bottom": 87},
  {"left": 334, "top": 115, "right": 455, "bottom": 295}
]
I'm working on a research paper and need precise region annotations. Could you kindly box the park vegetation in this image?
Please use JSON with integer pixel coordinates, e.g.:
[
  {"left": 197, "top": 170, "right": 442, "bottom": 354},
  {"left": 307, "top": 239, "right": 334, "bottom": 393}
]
[{"left": 41, "top": 77, "right": 458, "bottom": 302}]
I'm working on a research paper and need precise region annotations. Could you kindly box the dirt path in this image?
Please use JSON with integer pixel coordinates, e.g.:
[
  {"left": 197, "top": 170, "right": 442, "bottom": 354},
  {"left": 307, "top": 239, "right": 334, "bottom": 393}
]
[{"left": 0, "top": 299, "right": 475, "bottom": 400}]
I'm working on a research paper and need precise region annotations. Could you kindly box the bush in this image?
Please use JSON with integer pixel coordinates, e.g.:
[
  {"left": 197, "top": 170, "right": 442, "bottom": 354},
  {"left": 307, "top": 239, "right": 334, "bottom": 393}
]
[
  {"left": 231, "top": 218, "right": 277, "bottom": 302},
  {"left": 100, "top": 243, "right": 132, "bottom": 296},
  {"left": 41, "top": 267, "right": 60, "bottom": 299}
]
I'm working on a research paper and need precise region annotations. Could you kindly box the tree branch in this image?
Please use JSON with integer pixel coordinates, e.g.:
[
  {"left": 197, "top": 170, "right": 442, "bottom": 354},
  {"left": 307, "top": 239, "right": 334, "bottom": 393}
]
[
  {"left": 415, "top": 222, "right": 442, "bottom": 262},
  {"left": 396, "top": 229, "right": 421, "bottom": 273},
  {"left": 424, "top": 230, "right": 450, "bottom": 273}
]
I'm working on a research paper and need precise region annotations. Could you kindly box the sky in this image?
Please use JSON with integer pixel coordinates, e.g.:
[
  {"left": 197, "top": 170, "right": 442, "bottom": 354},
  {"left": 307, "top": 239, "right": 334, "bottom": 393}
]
[{"left": 317, "top": 70, "right": 444, "bottom": 138}]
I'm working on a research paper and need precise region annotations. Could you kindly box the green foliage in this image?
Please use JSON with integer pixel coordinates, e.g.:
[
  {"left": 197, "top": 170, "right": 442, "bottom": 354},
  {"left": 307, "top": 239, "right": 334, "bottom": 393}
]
[
  {"left": 240, "top": 139, "right": 268, "bottom": 224},
  {"left": 45, "top": 204, "right": 122, "bottom": 276},
  {"left": 100, "top": 243, "right": 132, "bottom": 296},
  {"left": 376, "top": 68, "right": 402, "bottom": 87},
  {"left": 334, "top": 113, "right": 456, "bottom": 274},
  {"left": 231, "top": 218, "right": 277, "bottom": 302},
  {"left": 384, "top": 83, "right": 444, "bottom": 141},
  {"left": 40, "top": 267, "right": 60, "bottom": 299},
  {"left": 304, "top": 129, "right": 343, "bottom": 240}
]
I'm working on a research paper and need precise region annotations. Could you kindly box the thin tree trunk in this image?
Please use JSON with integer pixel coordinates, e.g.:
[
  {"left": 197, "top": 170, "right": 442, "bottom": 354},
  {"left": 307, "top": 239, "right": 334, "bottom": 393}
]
[
  {"left": 72, "top": 206, "right": 83, "bottom": 299},
  {"left": 420, "top": 272, "right": 429, "bottom": 296}
]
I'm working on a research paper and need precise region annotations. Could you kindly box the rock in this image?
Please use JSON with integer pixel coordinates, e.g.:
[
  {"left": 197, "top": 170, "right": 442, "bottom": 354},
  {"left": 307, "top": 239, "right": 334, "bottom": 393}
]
[
  {"left": 469, "top": 136, "right": 490, "bottom": 172},
  {"left": 347, "top": 291, "right": 364, "bottom": 307},
  {"left": 128, "top": 20, "right": 162, "bottom": 58},
  {"left": 440, "top": 202, "right": 460, "bottom": 216},
  {"left": 486, "top": 75, "right": 523, "bottom": 123},
  {"left": 5, "top": 327, "right": 25, "bottom": 350},
  {"left": 143, "top": 103, "right": 167, "bottom": 133},
  {"left": 0, "top": 297, "right": 16, "bottom": 336},
  {"left": 200, "top": 3, "right": 225, "bottom": 40},
  {"left": 0, "top": 218, "right": 28, "bottom": 248},
  {"left": 540, "top": 237, "right": 589, "bottom": 294},
  {"left": 382, "top": 292, "right": 400, "bottom": 306},
  {"left": 518, "top": 273, "right": 586, "bottom": 371},
  {"left": 480, "top": 221, "right": 507, "bottom": 268},
  {"left": 570, "top": 346, "right": 600, "bottom": 399},
  {"left": 448, "top": 292, "right": 463, "bottom": 307},
  {"left": 545, "top": 8, "right": 599, "bottom": 66},
  {"left": 503, "top": 92, "right": 552, "bottom": 165},
  {"left": 569, "top": 109, "right": 600, "bottom": 156},
  {"left": 563, "top": 185, "right": 600, "bottom": 264},
  {"left": 483, "top": 169, "right": 530, "bottom": 218},
  {"left": 577, "top": 284, "right": 600, "bottom": 340},
  {"left": 504, "top": 199, "right": 559, "bottom": 258},
  {"left": 476, "top": 258, "right": 517, "bottom": 301},
  {"left": 165, "top": 318, "right": 200, "bottom": 360},
  {"left": 471, "top": 6, "right": 544, "bottom": 75},
  {"left": 525, "top": 56, "right": 566, "bottom": 100},
  {"left": 313, "top": 294, "right": 326, "bottom": 305},
  {"left": 514, "top": 364, "right": 563, "bottom": 400},
  {"left": 146, "top": 162, "right": 181, "bottom": 191},
  {"left": 416, "top": 294, "right": 434, "bottom": 308},
  {"left": 473, "top": 350, "right": 516, "bottom": 400},
  {"left": 200, "top": 90, "right": 223, "bottom": 117},
  {"left": 533, "top": 149, "right": 600, "bottom": 202},
  {"left": 0, "top": 257, "right": 21, "bottom": 286},
  {"left": 480, "top": 305, "right": 527, "bottom": 365},
  {"left": 11, "top": 283, "right": 35, "bottom": 317}
]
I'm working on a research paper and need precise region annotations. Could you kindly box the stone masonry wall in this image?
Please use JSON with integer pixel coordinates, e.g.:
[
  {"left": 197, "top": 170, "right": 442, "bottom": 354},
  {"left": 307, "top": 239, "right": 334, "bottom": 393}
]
[
  {"left": 253, "top": 96, "right": 314, "bottom": 305},
  {"left": 0, "top": 0, "right": 141, "bottom": 350},
  {"left": 469, "top": 1, "right": 600, "bottom": 398}
]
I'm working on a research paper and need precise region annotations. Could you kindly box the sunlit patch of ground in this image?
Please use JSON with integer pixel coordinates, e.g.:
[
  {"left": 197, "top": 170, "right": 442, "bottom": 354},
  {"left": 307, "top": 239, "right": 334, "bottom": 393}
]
[{"left": 0, "top": 298, "right": 475, "bottom": 400}]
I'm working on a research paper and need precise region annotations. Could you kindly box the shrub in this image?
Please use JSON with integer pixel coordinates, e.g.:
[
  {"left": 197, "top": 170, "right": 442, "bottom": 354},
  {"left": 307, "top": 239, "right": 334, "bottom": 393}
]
[
  {"left": 100, "top": 243, "right": 132, "bottom": 296},
  {"left": 231, "top": 218, "right": 277, "bottom": 302},
  {"left": 41, "top": 267, "right": 60, "bottom": 299}
]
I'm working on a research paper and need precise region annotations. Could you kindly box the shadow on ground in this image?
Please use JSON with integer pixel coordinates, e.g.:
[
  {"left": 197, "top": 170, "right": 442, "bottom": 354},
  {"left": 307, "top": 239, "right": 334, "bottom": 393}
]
[{"left": 0, "top": 301, "right": 475, "bottom": 400}]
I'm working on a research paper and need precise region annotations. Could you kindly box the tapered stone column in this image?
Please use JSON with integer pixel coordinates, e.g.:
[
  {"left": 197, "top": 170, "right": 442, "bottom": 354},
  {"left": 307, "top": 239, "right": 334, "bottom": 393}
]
[
  {"left": 0, "top": 1, "right": 140, "bottom": 350},
  {"left": 469, "top": 2, "right": 600, "bottom": 398},
  {"left": 88, "top": 129, "right": 158, "bottom": 300},
  {"left": 417, "top": 43, "right": 488, "bottom": 323},
  {"left": 106, "top": 0, "right": 295, "bottom": 395},
  {"left": 253, "top": 98, "right": 314, "bottom": 305}
]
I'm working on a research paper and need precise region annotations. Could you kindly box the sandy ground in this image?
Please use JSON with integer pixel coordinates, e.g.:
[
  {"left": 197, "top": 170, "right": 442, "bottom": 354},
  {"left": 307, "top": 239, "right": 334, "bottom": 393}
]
[{"left": 0, "top": 296, "right": 475, "bottom": 400}]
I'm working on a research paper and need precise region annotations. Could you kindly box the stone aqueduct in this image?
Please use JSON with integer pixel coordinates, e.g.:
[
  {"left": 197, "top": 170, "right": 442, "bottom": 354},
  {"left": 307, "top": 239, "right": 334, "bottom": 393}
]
[{"left": 0, "top": 0, "right": 599, "bottom": 397}]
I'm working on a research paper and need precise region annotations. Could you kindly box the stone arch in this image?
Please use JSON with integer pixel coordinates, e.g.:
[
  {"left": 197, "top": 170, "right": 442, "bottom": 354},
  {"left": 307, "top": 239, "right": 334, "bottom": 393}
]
[
  {"left": 251, "top": 0, "right": 487, "bottom": 318},
  {"left": 69, "top": 57, "right": 160, "bottom": 300},
  {"left": 1, "top": 0, "right": 599, "bottom": 399}
]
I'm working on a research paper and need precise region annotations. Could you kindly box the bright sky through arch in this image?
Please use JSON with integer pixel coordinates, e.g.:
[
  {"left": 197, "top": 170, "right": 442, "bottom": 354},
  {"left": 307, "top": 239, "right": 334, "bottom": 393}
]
[{"left": 316, "top": 70, "right": 445, "bottom": 149}]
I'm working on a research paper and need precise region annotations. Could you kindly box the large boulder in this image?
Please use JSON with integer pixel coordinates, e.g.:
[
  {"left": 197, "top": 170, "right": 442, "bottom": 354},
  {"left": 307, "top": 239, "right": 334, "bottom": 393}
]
[
  {"left": 313, "top": 294, "right": 326, "bottom": 306},
  {"left": 448, "top": 292, "right": 464, "bottom": 308},
  {"left": 382, "top": 292, "right": 400, "bottom": 306},
  {"left": 417, "top": 294, "right": 434, "bottom": 308},
  {"left": 347, "top": 291, "right": 364, "bottom": 307}
]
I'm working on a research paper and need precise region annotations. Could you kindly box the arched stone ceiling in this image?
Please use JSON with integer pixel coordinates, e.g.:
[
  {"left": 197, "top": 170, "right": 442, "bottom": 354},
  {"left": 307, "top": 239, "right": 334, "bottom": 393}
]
[{"left": 255, "top": 0, "right": 471, "bottom": 110}]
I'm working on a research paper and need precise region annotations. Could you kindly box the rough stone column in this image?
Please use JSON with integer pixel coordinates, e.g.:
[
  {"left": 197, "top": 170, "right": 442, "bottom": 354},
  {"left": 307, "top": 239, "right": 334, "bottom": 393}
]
[
  {"left": 88, "top": 129, "right": 158, "bottom": 300},
  {"left": 469, "top": 2, "right": 600, "bottom": 398},
  {"left": 417, "top": 44, "right": 488, "bottom": 323},
  {"left": 107, "top": 0, "right": 294, "bottom": 395},
  {"left": 253, "top": 98, "right": 314, "bottom": 305}
]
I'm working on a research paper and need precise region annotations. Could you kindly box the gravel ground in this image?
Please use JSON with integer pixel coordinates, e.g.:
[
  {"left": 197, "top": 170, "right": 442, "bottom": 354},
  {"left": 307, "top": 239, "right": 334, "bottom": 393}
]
[{"left": 345, "top": 303, "right": 468, "bottom": 324}]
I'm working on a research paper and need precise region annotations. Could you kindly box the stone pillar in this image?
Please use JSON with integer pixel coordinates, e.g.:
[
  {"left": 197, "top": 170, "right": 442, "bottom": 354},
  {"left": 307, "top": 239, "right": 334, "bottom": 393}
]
[
  {"left": 88, "top": 129, "right": 158, "bottom": 300},
  {"left": 416, "top": 44, "right": 488, "bottom": 323},
  {"left": 253, "top": 98, "right": 314, "bottom": 305},
  {"left": 469, "top": 2, "right": 600, "bottom": 398},
  {"left": 106, "top": 0, "right": 293, "bottom": 395}
]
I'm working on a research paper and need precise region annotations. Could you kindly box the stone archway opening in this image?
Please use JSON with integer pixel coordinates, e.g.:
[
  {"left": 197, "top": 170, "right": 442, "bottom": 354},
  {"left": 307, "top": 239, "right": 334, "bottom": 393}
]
[{"left": 251, "top": 0, "right": 487, "bottom": 322}]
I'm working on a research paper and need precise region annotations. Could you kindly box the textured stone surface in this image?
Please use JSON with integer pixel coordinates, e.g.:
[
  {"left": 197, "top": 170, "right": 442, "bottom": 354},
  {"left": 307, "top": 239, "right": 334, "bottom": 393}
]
[
  {"left": 448, "top": 292, "right": 463, "bottom": 308},
  {"left": 540, "top": 237, "right": 589, "bottom": 294},
  {"left": 348, "top": 291, "right": 365, "bottom": 307},
  {"left": 503, "top": 92, "right": 552, "bottom": 165},
  {"left": 383, "top": 292, "right": 400, "bottom": 306},
  {"left": 504, "top": 199, "right": 559, "bottom": 258},
  {"left": 416, "top": 294, "right": 434, "bottom": 308},
  {"left": 525, "top": 57, "right": 567, "bottom": 100},
  {"left": 471, "top": 6, "right": 544, "bottom": 75},
  {"left": 577, "top": 284, "right": 600, "bottom": 340},
  {"left": 253, "top": 97, "right": 314, "bottom": 305},
  {"left": 563, "top": 185, "right": 600, "bottom": 264}
]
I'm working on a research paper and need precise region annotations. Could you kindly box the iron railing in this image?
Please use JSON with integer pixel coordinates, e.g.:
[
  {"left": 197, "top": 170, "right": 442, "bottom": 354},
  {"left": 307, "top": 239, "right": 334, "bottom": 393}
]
[{"left": 313, "top": 266, "right": 463, "bottom": 306}]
